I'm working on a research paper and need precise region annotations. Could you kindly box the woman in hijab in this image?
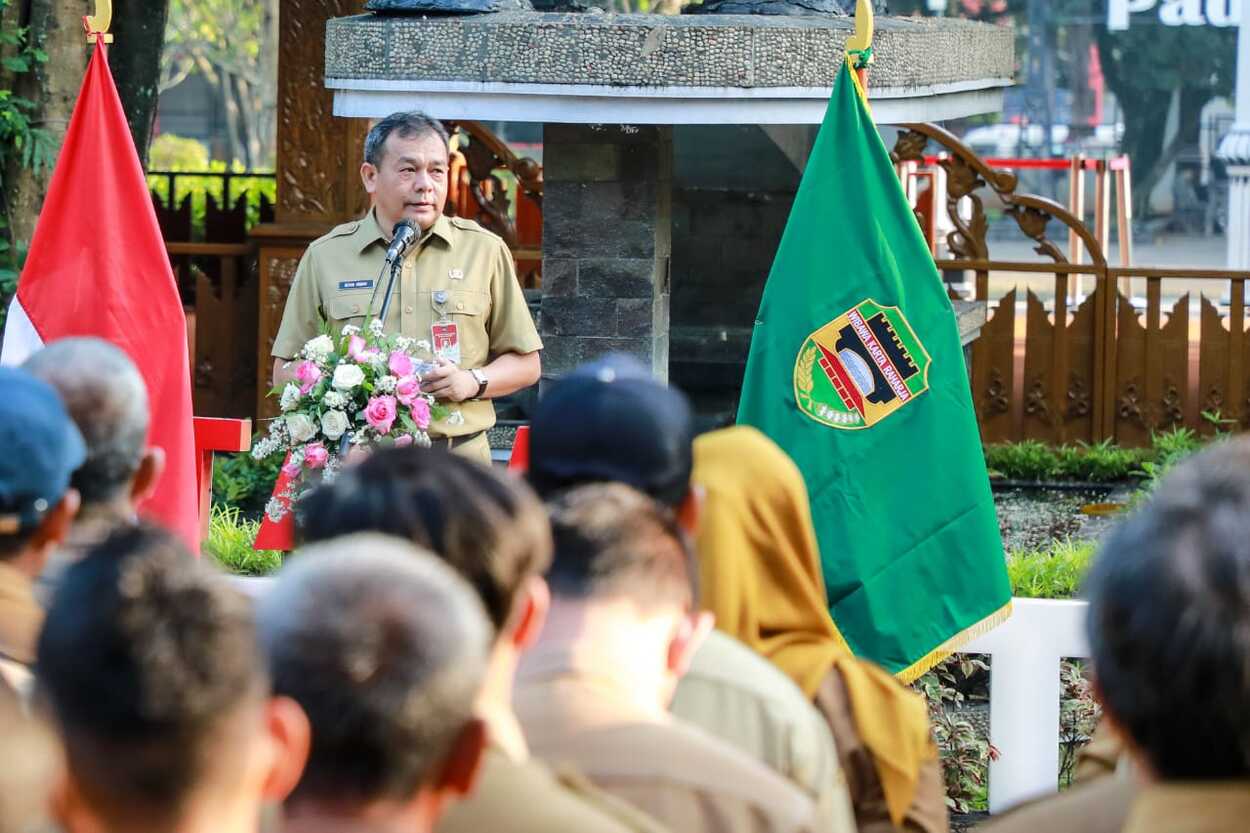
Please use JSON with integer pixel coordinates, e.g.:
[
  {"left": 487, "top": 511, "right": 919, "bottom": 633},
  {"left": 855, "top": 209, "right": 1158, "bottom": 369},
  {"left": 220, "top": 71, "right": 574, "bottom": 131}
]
[{"left": 692, "top": 425, "right": 948, "bottom": 833}]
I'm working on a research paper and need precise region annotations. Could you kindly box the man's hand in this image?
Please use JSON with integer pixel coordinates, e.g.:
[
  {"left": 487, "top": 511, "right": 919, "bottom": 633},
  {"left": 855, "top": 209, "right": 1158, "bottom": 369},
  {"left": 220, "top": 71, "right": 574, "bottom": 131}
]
[{"left": 422, "top": 357, "right": 479, "bottom": 403}]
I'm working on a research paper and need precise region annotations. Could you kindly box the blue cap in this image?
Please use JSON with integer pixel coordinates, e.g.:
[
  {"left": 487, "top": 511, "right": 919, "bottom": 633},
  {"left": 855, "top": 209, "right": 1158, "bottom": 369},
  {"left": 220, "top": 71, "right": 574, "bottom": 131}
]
[
  {"left": 0, "top": 366, "right": 86, "bottom": 536},
  {"left": 528, "top": 354, "right": 694, "bottom": 509}
]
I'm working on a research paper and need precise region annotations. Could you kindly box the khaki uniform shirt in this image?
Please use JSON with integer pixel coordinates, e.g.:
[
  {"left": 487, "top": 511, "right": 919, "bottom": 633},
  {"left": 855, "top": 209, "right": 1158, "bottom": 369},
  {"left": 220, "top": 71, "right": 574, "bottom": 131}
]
[
  {"left": 978, "top": 775, "right": 1135, "bottom": 833},
  {"left": 1122, "top": 782, "right": 1250, "bottom": 833},
  {"left": 670, "top": 630, "right": 856, "bottom": 833},
  {"left": 437, "top": 743, "right": 670, "bottom": 833},
  {"left": 0, "top": 562, "right": 41, "bottom": 676},
  {"left": 271, "top": 210, "right": 543, "bottom": 439},
  {"left": 515, "top": 645, "right": 829, "bottom": 833}
]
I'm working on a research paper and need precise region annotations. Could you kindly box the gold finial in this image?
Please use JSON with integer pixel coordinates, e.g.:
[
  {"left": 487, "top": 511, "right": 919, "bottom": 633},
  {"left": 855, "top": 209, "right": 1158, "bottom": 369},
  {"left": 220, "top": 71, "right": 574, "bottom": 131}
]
[
  {"left": 846, "top": 0, "right": 874, "bottom": 61},
  {"left": 84, "top": 0, "right": 114, "bottom": 44}
]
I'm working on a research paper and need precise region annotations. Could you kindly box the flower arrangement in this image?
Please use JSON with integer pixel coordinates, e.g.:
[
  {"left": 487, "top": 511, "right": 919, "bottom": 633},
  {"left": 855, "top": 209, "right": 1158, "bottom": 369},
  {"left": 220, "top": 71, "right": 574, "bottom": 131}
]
[{"left": 252, "top": 319, "right": 456, "bottom": 520}]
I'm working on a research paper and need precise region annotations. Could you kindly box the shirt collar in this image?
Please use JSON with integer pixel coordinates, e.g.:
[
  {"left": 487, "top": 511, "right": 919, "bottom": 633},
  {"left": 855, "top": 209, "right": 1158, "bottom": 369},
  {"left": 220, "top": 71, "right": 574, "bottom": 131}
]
[
  {"left": 1124, "top": 782, "right": 1250, "bottom": 833},
  {"left": 357, "top": 209, "right": 454, "bottom": 254}
]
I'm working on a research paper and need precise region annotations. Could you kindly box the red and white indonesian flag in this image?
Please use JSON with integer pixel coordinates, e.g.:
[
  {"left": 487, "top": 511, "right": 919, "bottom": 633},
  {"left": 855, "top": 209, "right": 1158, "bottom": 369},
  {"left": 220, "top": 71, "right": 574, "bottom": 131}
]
[{"left": 1, "top": 42, "right": 198, "bottom": 551}]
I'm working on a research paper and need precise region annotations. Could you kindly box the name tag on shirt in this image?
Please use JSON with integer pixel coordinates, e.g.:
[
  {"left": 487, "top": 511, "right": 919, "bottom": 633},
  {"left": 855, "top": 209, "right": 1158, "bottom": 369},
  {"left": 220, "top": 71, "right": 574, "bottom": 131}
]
[
  {"left": 338, "top": 279, "right": 374, "bottom": 290},
  {"left": 432, "top": 322, "right": 461, "bottom": 365}
]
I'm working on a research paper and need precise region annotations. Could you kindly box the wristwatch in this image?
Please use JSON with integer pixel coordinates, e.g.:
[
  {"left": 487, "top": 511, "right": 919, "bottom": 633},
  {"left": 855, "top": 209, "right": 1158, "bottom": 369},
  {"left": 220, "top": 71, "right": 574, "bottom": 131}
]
[{"left": 469, "top": 368, "right": 489, "bottom": 400}]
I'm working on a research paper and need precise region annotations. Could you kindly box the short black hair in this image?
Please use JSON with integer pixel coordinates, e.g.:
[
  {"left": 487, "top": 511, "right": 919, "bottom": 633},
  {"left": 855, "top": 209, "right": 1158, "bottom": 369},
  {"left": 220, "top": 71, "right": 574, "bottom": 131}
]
[
  {"left": 297, "top": 446, "right": 552, "bottom": 635},
  {"left": 259, "top": 534, "right": 490, "bottom": 806},
  {"left": 36, "top": 523, "right": 265, "bottom": 820},
  {"left": 545, "top": 483, "right": 696, "bottom": 608},
  {"left": 363, "top": 112, "right": 450, "bottom": 168},
  {"left": 1086, "top": 438, "right": 1250, "bottom": 779}
]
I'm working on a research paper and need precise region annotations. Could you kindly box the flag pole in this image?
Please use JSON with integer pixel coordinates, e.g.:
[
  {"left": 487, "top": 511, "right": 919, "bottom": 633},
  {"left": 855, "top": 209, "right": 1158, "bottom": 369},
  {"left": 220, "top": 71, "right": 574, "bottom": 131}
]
[{"left": 846, "top": 0, "right": 874, "bottom": 96}]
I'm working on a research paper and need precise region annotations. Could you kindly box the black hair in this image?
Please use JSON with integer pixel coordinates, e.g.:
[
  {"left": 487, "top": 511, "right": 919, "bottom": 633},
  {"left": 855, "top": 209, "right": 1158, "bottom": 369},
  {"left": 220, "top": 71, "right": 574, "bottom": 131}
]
[
  {"left": 297, "top": 446, "right": 551, "bottom": 634},
  {"left": 363, "top": 112, "right": 450, "bottom": 168},
  {"left": 1086, "top": 438, "right": 1250, "bottom": 779}
]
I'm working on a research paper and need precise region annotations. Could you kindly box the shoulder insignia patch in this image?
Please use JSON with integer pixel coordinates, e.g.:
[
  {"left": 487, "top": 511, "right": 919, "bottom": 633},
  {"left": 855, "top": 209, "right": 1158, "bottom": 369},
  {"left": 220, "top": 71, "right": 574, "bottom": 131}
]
[{"left": 793, "top": 298, "right": 931, "bottom": 430}]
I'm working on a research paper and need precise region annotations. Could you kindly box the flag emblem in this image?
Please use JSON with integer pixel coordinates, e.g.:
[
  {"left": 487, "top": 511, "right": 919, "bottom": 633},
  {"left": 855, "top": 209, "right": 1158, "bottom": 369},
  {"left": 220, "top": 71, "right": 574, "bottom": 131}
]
[{"left": 793, "top": 298, "right": 930, "bottom": 430}]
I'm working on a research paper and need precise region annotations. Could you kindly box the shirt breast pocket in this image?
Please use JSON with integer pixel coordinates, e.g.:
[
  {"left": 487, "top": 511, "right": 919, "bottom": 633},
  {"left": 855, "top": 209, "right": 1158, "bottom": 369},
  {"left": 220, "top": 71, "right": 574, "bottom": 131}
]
[
  {"left": 324, "top": 292, "right": 372, "bottom": 325},
  {"left": 446, "top": 289, "right": 490, "bottom": 365}
]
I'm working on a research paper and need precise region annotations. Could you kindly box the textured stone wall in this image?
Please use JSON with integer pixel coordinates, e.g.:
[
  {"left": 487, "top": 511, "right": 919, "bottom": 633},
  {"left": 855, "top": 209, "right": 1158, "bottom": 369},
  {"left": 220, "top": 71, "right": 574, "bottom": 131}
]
[
  {"left": 541, "top": 124, "right": 673, "bottom": 388},
  {"left": 325, "top": 12, "right": 1013, "bottom": 91}
]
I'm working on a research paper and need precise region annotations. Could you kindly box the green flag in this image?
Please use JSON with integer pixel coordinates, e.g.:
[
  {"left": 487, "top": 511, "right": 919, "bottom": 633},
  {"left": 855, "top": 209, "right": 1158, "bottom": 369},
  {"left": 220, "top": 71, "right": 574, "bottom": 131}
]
[{"left": 737, "top": 61, "right": 1011, "bottom": 682}]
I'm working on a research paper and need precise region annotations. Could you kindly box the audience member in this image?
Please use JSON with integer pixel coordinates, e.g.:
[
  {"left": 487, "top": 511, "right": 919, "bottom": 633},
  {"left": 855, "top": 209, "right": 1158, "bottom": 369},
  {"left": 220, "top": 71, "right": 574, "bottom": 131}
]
[
  {"left": 24, "top": 337, "right": 163, "bottom": 601},
  {"left": 989, "top": 438, "right": 1250, "bottom": 833},
  {"left": 515, "top": 482, "right": 827, "bottom": 833},
  {"left": 0, "top": 366, "right": 83, "bottom": 692},
  {"left": 257, "top": 534, "right": 491, "bottom": 833},
  {"left": 297, "top": 447, "right": 667, "bottom": 833},
  {"left": 690, "top": 427, "right": 947, "bottom": 833},
  {"left": 528, "top": 355, "right": 855, "bottom": 826},
  {"left": 36, "top": 523, "right": 308, "bottom": 833}
]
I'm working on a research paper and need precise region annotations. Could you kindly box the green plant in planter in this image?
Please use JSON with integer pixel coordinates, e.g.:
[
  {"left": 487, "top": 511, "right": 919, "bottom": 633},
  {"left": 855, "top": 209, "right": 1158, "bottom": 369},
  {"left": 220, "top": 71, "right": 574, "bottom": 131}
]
[
  {"left": 984, "top": 440, "right": 1058, "bottom": 481},
  {"left": 1053, "top": 440, "right": 1145, "bottom": 483},
  {"left": 915, "top": 656, "right": 993, "bottom": 813},
  {"left": 204, "top": 504, "right": 283, "bottom": 576},
  {"left": 1058, "top": 659, "right": 1101, "bottom": 788},
  {"left": 1006, "top": 540, "right": 1096, "bottom": 600},
  {"left": 212, "top": 451, "right": 281, "bottom": 515}
]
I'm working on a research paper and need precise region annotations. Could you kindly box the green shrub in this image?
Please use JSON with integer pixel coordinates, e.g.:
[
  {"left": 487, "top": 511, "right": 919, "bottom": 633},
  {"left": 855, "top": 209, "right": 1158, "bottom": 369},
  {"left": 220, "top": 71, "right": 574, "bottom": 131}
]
[
  {"left": 204, "top": 504, "right": 283, "bottom": 576},
  {"left": 984, "top": 440, "right": 1058, "bottom": 480},
  {"left": 212, "top": 451, "right": 281, "bottom": 516},
  {"left": 1053, "top": 440, "right": 1145, "bottom": 483},
  {"left": 987, "top": 430, "right": 1217, "bottom": 485},
  {"left": 1006, "top": 539, "right": 1096, "bottom": 600},
  {"left": 149, "top": 133, "right": 210, "bottom": 170},
  {"left": 146, "top": 159, "right": 276, "bottom": 237}
]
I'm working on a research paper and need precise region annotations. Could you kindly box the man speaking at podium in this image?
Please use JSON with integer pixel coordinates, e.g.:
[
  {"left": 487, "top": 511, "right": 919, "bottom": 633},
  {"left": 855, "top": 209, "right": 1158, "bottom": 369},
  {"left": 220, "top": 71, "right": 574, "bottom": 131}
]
[{"left": 271, "top": 112, "right": 542, "bottom": 465}]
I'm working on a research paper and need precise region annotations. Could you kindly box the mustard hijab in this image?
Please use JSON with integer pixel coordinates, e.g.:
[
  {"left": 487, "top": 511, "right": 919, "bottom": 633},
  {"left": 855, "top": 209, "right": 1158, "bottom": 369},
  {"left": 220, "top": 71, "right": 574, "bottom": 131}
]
[{"left": 692, "top": 426, "right": 935, "bottom": 827}]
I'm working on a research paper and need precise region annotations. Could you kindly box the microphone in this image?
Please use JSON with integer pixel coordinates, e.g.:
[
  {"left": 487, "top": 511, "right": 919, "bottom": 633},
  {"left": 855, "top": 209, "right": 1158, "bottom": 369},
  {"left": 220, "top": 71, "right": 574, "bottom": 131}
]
[{"left": 384, "top": 220, "right": 418, "bottom": 264}]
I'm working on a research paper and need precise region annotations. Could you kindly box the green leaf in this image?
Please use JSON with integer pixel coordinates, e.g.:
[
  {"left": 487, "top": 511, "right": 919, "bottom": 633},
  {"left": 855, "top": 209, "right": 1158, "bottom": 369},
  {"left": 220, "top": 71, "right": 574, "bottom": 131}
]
[{"left": 2, "top": 56, "right": 29, "bottom": 73}]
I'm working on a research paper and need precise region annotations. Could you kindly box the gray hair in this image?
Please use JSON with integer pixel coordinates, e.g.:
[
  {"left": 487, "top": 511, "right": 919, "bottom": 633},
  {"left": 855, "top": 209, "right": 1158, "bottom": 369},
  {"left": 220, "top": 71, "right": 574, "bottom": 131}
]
[
  {"left": 258, "top": 533, "right": 490, "bottom": 804},
  {"left": 23, "top": 338, "right": 149, "bottom": 505},
  {"left": 1086, "top": 437, "right": 1250, "bottom": 779},
  {"left": 363, "top": 112, "right": 450, "bottom": 168}
]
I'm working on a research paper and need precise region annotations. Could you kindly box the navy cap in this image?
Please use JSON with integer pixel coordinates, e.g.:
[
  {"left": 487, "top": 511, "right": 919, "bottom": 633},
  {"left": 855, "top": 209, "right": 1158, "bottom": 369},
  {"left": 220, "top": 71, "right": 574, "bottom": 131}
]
[
  {"left": 0, "top": 366, "right": 86, "bottom": 536},
  {"left": 528, "top": 354, "right": 694, "bottom": 508}
]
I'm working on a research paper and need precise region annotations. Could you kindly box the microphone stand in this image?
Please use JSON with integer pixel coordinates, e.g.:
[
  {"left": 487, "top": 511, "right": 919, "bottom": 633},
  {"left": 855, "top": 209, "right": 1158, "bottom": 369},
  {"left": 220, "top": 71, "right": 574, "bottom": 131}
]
[{"left": 367, "top": 230, "right": 421, "bottom": 326}]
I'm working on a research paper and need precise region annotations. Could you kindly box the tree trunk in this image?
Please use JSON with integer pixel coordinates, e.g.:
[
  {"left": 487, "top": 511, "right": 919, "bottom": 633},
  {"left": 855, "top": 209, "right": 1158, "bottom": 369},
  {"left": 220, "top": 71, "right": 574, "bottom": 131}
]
[
  {"left": 109, "top": 0, "right": 170, "bottom": 165},
  {"left": 2, "top": 0, "right": 87, "bottom": 245}
]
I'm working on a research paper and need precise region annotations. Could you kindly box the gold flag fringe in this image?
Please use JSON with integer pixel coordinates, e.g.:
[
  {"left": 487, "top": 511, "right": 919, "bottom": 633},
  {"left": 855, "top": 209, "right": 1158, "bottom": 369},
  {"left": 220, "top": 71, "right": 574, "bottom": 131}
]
[{"left": 894, "top": 600, "right": 1014, "bottom": 685}]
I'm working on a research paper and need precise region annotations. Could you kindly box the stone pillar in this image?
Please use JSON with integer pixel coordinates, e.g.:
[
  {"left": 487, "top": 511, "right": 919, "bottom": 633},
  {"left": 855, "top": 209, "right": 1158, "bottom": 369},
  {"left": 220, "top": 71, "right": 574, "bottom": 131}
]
[
  {"left": 540, "top": 125, "right": 673, "bottom": 388},
  {"left": 1218, "top": 2, "right": 1250, "bottom": 269}
]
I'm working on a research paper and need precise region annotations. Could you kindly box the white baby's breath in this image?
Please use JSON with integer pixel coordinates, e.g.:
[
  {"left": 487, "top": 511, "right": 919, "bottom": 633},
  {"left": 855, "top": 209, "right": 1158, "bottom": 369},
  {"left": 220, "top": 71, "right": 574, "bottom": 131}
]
[
  {"left": 375, "top": 375, "right": 397, "bottom": 394},
  {"left": 368, "top": 319, "right": 385, "bottom": 336},
  {"left": 279, "top": 383, "right": 301, "bottom": 412},
  {"left": 341, "top": 324, "right": 361, "bottom": 337}
]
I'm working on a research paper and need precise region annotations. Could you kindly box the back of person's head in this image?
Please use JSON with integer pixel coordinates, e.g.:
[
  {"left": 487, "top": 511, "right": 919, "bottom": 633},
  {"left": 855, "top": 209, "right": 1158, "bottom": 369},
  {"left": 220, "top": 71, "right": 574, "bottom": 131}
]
[
  {"left": 0, "top": 685, "right": 59, "bottom": 833},
  {"left": 0, "top": 366, "right": 84, "bottom": 568},
  {"left": 258, "top": 534, "right": 489, "bottom": 816},
  {"left": 297, "top": 447, "right": 552, "bottom": 637},
  {"left": 23, "top": 338, "right": 159, "bottom": 510},
  {"left": 546, "top": 482, "right": 696, "bottom": 610},
  {"left": 528, "top": 355, "right": 695, "bottom": 510},
  {"left": 36, "top": 523, "right": 307, "bottom": 830},
  {"left": 1086, "top": 438, "right": 1250, "bottom": 780}
]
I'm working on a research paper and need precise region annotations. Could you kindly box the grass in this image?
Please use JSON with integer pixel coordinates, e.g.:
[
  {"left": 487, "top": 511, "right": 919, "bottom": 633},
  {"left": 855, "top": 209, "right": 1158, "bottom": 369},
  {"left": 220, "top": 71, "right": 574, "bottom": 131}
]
[
  {"left": 204, "top": 504, "right": 283, "bottom": 577},
  {"left": 1006, "top": 539, "right": 1096, "bottom": 600}
]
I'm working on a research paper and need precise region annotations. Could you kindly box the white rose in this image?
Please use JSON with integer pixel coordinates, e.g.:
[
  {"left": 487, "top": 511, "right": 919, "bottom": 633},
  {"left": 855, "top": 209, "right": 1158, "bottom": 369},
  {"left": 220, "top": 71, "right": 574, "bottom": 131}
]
[
  {"left": 321, "top": 410, "right": 350, "bottom": 441},
  {"left": 303, "top": 334, "right": 335, "bottom": 360},
  {"left": 279, "top": 383, "right": 301, "bottom": 412},
  {"left": 332, "top": 363, "right": 365, "bottom": 390},
  {"left": 285, "top": 413, "right": 317, "bottom": 443}
]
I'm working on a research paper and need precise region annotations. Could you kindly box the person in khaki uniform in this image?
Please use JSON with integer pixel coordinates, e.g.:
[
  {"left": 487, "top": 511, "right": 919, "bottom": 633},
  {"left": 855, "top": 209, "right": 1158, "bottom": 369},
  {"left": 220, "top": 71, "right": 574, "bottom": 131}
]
[
  {"left": 517, "top": 484, "right": 829, "bottom": 833},
  {"left": 987, "top": 439, "right": 1250, "bottom": 833},
  {"left": 272, "top": 112, "right": 541, "bottom": 465},
  {"left": 691, "top": 427, "right": 948, "bottom": 833},
  {"left": 296, "top": 446, "right": 669, "bottom": 833},
  {"left": 0, "top": 367, "right": 83, "bottom": 695}
]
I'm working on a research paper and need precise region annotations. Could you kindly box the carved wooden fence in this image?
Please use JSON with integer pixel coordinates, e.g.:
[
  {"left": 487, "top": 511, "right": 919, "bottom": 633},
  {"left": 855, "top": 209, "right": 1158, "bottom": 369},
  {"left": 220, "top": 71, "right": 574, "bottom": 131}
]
[{"left": 893, "top": 124, "right": 1250, "bottom": 447}]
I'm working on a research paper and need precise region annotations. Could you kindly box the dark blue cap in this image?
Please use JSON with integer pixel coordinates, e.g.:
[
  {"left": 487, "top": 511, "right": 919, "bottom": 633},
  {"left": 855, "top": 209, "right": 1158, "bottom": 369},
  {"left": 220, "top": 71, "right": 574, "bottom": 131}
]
[
  {"left": 0, "top": 366, "right": 86, "bottom": 536},
  {"left": 528, "top": 354, "right": 694, "bottom": 509}
]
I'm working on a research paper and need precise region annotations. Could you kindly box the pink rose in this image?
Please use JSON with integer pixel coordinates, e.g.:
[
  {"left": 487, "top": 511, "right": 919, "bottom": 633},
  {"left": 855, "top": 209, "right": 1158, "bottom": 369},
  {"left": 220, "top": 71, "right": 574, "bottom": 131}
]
[
  {"left": 409, "top": 398, "right": 431, "bottom": 430},
  {"left": 395, "top": 375, "right": 422, "bottom": 406},
  {"left": 281, "top": 456, "right": 303, "bottom": 478},
  {"left": 389, "top": 350, "right": 415, "bottom": 378},
  {"left": 295, "top": 360, "right": 322, "bottom": 395},
  {"left": 303, "top": 442, "right": 329, "bottom": 469},
  {"left": 347, "top": 335, "right": 369, "bottom": 362},
  {"left": 394, "top": 434, "right": 414, "bottom": 448},
  {"left": 364, "top": 395, "right": 398, "bottom": 434}
]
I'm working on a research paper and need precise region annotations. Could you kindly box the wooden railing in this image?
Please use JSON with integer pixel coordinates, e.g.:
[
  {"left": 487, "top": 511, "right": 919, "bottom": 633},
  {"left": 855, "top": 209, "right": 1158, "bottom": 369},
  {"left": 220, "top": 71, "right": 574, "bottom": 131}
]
[{"left": 894, "top": 124, "right": 1250, "bottom": 446}]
